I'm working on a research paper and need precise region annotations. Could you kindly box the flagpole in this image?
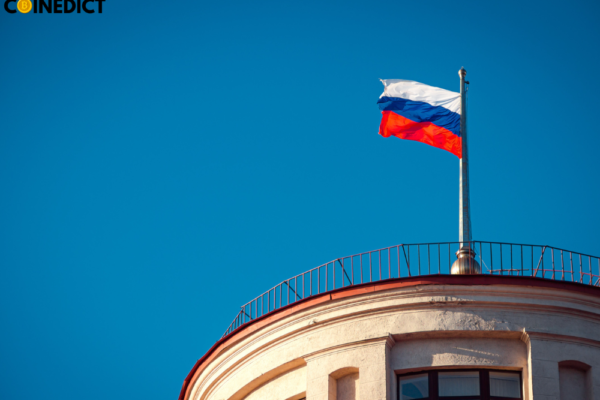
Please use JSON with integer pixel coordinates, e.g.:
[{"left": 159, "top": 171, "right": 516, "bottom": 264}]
[
  {"left": 458, "top": 67, "right": 472, "bottom": 247},
  {"left": 451, "top": 68, "right": 480, "bottom": 274},
  {"left": 449, "top": 67, "right": 480, "bottom": 274}
]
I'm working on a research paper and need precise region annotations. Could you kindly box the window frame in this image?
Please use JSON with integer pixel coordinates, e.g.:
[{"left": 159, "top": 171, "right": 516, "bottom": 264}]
[{"left": 398, "top": 369, "right": 523, "bottom": 400}]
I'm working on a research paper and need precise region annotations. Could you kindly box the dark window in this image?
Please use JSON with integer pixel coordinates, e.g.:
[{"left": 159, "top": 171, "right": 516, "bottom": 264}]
[
  {"left": 398, "top": 369, "right": 522, "bottom": 400},
  {"left": 399, "top": 373, "right": 429, "bottom": 399}
]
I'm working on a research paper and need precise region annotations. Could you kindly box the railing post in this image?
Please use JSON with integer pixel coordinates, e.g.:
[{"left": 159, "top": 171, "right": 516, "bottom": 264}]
[
  {"left": 439, "top": 243, "right": 441, "bottom": 274},
  {"left": 360, "top": 254, "right": 363, "bottom": 284},
  {"left": 428, "top": 244, "right": 431, "bottom": 275},
  {"left": 510, "top": 244, "right": 513, "bottom": 276},
  {"left": 379, "top": 250, "right": 382, "bottom": 281},
  {"left": 418, "top": 245, "right": 421, "bottom": 276},
  {"left": 479, "top": 242, "right": 483, "bottom": 274},
  {"left": 552, "top": 249, "right": 555, "bottom": 280},
  {"left": 408, "top": 246, "right": 411, "bottom": 277},
  {"left": 570, "top": 252, "right": 573, "bottom": 282},
  {"left": 388, "top": 248, "right": 391, "bottom": 279},
  {"left": 500, "top": 244, "right": 503, "bottom": 275},
  {"left": 521, "top": 245, "right": 523, "bottom": 276}
]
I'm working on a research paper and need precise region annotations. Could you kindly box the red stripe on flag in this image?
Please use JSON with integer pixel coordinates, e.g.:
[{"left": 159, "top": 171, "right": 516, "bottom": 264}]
[{"left": 378, "top": 111, "right": 462, "bottom": 158}]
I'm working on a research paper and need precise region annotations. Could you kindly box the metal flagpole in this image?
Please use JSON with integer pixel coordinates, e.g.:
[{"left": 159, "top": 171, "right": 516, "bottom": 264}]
[
  {"left": 458, "top": 67, "right": 472, "bottom": 247},
  {"left": 451, "top": 68, "right": 480, "bottom": 274}
]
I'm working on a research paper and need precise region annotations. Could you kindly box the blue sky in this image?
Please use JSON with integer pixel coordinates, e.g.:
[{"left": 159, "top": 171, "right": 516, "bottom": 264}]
[{"left": 1, "top": 0, "right": 599, "bottom": 399}]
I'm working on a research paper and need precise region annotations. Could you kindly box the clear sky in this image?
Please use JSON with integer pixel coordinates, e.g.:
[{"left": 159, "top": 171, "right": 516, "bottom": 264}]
[{"left": 1, "top": 0, "right": 599, "bottom": 399}]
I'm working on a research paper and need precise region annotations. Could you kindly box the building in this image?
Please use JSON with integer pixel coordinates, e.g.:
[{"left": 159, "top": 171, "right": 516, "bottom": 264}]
[{"left": 178, "top": 241, "right": 600, "bottom": 400}]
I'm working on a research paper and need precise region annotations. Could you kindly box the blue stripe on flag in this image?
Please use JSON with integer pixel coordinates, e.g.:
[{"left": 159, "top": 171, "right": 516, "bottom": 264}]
[{"left": 377, "top": 96, "right": 461, "bottom": 137}]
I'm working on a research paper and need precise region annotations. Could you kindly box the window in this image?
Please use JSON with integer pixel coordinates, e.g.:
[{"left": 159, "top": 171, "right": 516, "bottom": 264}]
[
  {"left": 399, "top": 373, "right": 429, "bottom": 399},
  {"left": 439, "top": 371, "right": 480, "bottom": 397},
  {"left": 489, "top": 372, "right": 521, "bottom": 398},
  {"left": 398, "top": 369, "right": 522, "bottom": 400}
]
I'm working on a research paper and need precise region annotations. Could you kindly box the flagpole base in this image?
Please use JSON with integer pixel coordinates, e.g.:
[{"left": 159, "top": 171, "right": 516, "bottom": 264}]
[{"left": 451, "top": 245, "right": 481, "bottom": 275}]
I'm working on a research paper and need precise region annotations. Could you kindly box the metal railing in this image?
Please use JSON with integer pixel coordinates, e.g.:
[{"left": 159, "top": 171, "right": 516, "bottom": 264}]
[{"left": 221, "top": 241, "right": 600, "bottom": 337}]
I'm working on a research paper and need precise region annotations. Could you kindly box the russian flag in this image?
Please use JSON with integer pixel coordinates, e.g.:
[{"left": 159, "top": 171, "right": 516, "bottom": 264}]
[{"left": 378, "top": 79, "right": 462, "bottom": 158}]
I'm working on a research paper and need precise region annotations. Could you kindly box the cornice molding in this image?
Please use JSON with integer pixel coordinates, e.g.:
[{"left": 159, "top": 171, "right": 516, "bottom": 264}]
[
  {"left": 303, "top": 335, "right": 392, "bottom": 362},
  {"left": 526, "top": 331, "right": 600, "bottom": 349}
]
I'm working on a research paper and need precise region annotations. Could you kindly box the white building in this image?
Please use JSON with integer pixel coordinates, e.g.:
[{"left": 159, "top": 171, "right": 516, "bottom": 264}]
[{"left": 178, "top": 242, "right": 600, "bottom": 400}]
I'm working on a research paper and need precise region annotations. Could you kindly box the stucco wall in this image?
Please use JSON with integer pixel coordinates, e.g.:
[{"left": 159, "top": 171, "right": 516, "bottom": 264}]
[
  {"left": 559, "top": 366, "right": 586, "bottom": 400},
  {"left": 527, "top": 337, "right": 600, "bottom": 400},
  {"left": 306, "top": 339, "right": 389, "bottom": 400},
  {"left": 183, "top": 278, "right": 600, "bottom": 400},
  {"left": 242, "top": 366, "right": 306, "bottom": 400},
  {"left": 336, "top": 372, "right": 359, "bottom": 400}
]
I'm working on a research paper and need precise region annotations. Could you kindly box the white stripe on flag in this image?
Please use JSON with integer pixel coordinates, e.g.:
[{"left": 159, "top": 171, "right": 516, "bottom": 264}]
[{"left": 380, "top": 79, "right": 461, "bottom": 114}]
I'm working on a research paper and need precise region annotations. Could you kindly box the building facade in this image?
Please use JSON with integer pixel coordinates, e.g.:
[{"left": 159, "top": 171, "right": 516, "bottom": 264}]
[{"left": 179, "top": 245, "right": 600, "bottom": 400}]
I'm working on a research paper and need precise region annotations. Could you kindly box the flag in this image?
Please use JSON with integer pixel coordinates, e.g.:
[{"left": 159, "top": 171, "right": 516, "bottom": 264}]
[{"left": 377, "top": 79, "right": 462, "bottom": 158}]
